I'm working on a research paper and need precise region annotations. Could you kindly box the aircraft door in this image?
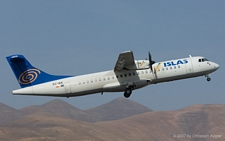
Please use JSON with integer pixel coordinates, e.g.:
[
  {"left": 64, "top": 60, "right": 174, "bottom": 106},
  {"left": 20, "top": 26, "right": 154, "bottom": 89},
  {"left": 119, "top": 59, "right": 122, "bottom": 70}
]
[
  {"left": 185, "top": 58, "right": 194, "bottom": 74},
  {"left": 64, "top": 83, "right": 71, "bottom": 94}
]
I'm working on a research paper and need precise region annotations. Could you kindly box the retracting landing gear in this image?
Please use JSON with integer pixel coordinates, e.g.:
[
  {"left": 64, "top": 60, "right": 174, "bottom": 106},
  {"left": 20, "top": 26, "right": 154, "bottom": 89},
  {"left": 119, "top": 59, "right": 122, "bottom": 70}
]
[
  {"left": 205, "top": 74, "right": 211, "bottom": 81},
  {"left": 124, "top": 87, "right": 132, "bottom": 98},
  {"left": 207, "top": 77, "right": 211, "bottom": 81}
]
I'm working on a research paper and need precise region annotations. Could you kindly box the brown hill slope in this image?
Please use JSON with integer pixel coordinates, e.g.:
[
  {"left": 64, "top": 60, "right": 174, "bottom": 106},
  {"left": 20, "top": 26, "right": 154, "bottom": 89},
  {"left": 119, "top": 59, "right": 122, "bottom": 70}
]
[
  {"left": 97, "top": 104, "right": 225, "bottom": 141},
  {"left": 1, "top": 103, "right": 225, "bottom": 141},
  {"left": 21, "top": 98, "right": 152, "bottom": 122},
  {"left": 176, "top": 104, "right": 225, "bottom": 139},
  {"left": 85, "top": 97, "right": 152, "bottom": 122},
  {"left": 0, "top": 112, "right": 135, "bottom": 141},
  {"left": 0, "top": 103, "right": 24, "bottom": 125},
  {"left": 20, "top": 99, "right": 91, "bottom": 121}
]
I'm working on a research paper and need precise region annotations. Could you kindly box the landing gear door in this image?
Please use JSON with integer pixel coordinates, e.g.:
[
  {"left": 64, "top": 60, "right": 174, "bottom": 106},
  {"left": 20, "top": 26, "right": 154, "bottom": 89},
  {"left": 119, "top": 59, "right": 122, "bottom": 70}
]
[{"left": 64, "top": 83, "right": 71, "bottom": 94}]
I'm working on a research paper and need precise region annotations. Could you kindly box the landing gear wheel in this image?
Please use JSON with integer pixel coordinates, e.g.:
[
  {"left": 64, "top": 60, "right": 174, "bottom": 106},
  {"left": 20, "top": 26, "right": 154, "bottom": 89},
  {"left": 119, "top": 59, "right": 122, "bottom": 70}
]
[
  {"left": 207, "top": 77, "right": 211, "bottom": 81},
  {"left": 124, "top": 88, "right": 132, "bottom": 98}
]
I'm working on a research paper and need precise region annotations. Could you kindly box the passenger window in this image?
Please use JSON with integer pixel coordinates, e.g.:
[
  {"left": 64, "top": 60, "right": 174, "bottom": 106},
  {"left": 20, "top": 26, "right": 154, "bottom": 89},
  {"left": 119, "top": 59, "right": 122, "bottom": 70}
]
[
  {"left": 91, "top": 79, "right": 93, "bottom": 83},
  {"left": 166, "top": 67, "right": 168, "bottom": 70},
  {"left": 170, "top": 67, "right": 172, "bottom": 70},
  {"left": 129, "top": 73, "right": 131, "bottom": 76},
  {"left": 174, "top": 66, "right": 176, "bottom": 69},
  {"left": 120, "top": 75, "right": 123, "bottom": 78},
  {"left": 99, "top": 78, "right": 101, "bottom": 81},
  {"left": 141, "top": 71, "right": 144, "bottom": 74},
  {"left": 112, "top": 76, "right": 114, "bottom": 79},
  {"left": 95, "top": 79, "right": 97, "bottom": 82},
  {"left": 108, "top": 77, "right": 110, "bottom": 80},
  {"left": 133, "top": 72, "right": 136, "bottom": 75},
  {"left": 116, "top": 75, "right": 118, "bottom": 78},
  {"left": 103, "top": 77, "right": 106, "bottom": 81},
  {"left": 178, "top": 65, "right": 180, "bottom": 68},
  {"left": 124, "top": 74, "right": 127, "bottom": 77},
  {"left": 86, "top": 80, "right": 89, "bottom": 83}
]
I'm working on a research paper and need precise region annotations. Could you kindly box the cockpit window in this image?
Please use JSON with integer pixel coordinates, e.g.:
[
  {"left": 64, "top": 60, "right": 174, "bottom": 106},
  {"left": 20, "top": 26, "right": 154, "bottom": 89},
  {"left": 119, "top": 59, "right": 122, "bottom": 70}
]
[
  {"left": 202, "top": 58, "right": 209, "bottom": 61},
  {"left": 199, "top": 58, "right": 209, "bottom": 62}
]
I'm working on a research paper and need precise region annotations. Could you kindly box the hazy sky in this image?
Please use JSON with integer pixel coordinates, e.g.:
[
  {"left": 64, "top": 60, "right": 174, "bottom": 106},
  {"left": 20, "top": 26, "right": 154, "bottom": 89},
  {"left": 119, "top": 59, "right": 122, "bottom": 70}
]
[{"left": 0, "top": 1, "right": 224, "bottom": 111}]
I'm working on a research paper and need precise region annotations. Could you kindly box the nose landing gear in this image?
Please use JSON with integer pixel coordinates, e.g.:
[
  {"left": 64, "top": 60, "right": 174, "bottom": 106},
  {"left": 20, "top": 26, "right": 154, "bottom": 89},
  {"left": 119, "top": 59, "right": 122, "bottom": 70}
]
[
  {"left": 205, "top": 74, "right": 211, "bottom": 81},
  {"left": 207, "top": 77, "right": 211, "bottom": 81}
]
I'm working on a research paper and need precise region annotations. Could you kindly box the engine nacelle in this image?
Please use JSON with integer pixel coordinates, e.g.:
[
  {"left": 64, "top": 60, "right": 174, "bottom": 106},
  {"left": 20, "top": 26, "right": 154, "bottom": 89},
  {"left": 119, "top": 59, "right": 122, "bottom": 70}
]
[{"left": 125, "top": 60, "right": 149, "bottom": 70}]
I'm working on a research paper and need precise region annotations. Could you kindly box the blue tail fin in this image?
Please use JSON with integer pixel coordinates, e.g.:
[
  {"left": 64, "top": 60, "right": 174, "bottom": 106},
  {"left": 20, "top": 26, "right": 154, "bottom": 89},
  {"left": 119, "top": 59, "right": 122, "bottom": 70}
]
[{"left": 6, "top": 54, "right": 70, "bottom": 88}]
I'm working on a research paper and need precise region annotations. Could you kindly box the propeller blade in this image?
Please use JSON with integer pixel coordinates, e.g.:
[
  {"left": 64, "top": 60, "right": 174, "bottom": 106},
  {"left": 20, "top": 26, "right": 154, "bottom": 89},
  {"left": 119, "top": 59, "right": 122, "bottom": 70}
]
[{"left": 148, "top": 51, "right": 155, "bottom": 72}]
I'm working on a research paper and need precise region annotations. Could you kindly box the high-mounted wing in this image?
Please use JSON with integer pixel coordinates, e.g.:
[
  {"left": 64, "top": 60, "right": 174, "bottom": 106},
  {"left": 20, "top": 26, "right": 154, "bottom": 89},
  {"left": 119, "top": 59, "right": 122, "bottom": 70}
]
[{"left": 114, "top": 51, "right": 135, "bottom": 71}]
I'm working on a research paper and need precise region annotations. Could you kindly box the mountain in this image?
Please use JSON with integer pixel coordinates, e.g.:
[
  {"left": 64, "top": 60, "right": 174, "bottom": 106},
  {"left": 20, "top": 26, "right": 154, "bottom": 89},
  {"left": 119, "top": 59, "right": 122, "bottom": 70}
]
[
  {"left": 20, "top": 99, "right": 91, "bottom": 121},
  {"left": 1, "top": 100, "right": 225, "bottom": 141},
  {"left": 0, "top": 103, "right": 24, "bottom": 125},
  {"left": 85, "top": 97, "right": 152, "bottom": 122},
  {"left": 97, "top": 104, "right": 225, "bottom": 141},
  {"left": 21, "top": 98, "right": 152, "bottom": 122},
  {"left": 0, "top": 112, "right": 135, "bottom": 141},
  {"left": 176, "top": 104, "right": 225, "bottom": 137}
]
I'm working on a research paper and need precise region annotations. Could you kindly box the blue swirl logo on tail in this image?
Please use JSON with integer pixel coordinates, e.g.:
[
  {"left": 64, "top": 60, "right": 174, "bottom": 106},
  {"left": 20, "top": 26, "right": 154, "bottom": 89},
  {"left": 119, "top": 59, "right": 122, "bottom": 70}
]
[{"left": 18, "top": 69, "right": 41, "bottom": 84}]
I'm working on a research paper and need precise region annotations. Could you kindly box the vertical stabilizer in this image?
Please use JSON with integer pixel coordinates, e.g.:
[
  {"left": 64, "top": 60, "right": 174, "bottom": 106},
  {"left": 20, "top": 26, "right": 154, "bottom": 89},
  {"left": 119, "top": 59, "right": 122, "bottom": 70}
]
[{"left": 6, "top": 54, "right": 70, "bottom": 88}]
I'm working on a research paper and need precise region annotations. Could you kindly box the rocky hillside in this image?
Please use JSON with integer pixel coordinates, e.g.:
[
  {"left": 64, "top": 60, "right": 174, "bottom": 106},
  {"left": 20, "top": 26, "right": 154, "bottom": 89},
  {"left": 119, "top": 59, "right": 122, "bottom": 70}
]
[{"left": 0, "top": 99, "right": 224, "bottom": 141}]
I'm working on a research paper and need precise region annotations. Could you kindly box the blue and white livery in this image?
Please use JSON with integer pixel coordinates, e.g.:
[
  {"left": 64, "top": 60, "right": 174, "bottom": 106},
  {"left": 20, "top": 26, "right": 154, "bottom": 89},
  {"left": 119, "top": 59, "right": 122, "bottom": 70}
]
[{"left": 6, "top": 51, "right": 219, "bottom": 98}]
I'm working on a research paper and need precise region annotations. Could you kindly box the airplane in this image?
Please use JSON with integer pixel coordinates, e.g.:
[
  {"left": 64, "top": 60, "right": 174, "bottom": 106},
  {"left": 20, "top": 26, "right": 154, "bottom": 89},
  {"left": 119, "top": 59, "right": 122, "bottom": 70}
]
[{"left": 6, "top": 51, "right": 219, "bottom": 98}]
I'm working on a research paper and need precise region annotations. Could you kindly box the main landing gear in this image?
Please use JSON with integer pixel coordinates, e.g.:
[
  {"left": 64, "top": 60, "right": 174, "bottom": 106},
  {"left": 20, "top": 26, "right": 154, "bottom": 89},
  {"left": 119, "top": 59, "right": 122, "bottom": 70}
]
[{"left": 124, "top": 87, "right": 132, "bottom": 98}]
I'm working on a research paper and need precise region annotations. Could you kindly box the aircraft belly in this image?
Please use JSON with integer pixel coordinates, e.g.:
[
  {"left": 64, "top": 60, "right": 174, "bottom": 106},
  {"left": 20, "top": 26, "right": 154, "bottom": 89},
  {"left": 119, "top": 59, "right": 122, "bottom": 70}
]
[
  {"left": 155, "top": 71, "right": 208, "bottom": 83},
  {"left": 32, "top": 84, "right": 66, "bottom": 95},
  {"left": 69, "top": 88, "right": 102, "bottom": 97},
  {"left": 69, "top": 82, "right": 103, "bottom": 96},
  {"left": 103, "top": 82, "right": 126, "bottom": 92},
  {"left": 103, "top": 79, "right": 150, "bottom": 92}
]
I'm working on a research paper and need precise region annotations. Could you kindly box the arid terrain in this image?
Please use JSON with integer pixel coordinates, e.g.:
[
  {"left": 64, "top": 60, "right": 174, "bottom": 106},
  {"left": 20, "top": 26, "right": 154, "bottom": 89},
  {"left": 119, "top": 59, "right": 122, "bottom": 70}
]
[{"left": 0, "top": 98, "right": 224, "bottom": 141}]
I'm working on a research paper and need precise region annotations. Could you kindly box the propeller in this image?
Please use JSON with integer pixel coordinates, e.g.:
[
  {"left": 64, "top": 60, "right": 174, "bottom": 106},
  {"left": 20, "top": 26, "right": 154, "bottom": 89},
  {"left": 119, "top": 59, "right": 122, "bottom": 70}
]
[{"left": 148, "top": 51, "right": 155, "bottom": 72}]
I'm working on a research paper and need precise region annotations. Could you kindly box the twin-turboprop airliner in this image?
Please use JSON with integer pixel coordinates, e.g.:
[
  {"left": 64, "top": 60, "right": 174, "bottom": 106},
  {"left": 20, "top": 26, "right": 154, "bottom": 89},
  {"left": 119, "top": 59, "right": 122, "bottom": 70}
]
[{"left": 6, "top": 51, "right": 219, "bottom": 98}]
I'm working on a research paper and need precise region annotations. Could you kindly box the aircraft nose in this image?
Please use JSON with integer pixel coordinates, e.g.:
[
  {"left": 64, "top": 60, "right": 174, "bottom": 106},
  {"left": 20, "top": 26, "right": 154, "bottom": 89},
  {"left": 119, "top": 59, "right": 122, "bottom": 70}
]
[{"left": 214, "top": 63, "right": 220, "bottom": 70}]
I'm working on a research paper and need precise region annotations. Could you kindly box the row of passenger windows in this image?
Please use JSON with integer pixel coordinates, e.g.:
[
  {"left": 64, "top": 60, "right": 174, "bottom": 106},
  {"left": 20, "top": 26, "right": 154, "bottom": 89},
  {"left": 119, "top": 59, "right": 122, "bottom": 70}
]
[
  {"left": 117, "top": 72, "right": 136, "bottom": 78},
  {"left": 76, "top": 75, "right": 116, "bottom": 85},
  {"left": 76, "top": 65, "right": 181, "bottom": 85},
  {"left": 159, "top": 65, "right": 181, "bottom": 71}
]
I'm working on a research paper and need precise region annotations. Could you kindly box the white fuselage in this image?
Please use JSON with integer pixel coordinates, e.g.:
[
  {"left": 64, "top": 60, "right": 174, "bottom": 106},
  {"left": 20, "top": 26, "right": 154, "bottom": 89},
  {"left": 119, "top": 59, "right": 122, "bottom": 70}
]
[{"left": 12, "top": 56, "right": 219, "bottom": 97}]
